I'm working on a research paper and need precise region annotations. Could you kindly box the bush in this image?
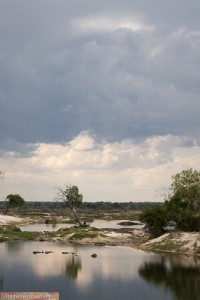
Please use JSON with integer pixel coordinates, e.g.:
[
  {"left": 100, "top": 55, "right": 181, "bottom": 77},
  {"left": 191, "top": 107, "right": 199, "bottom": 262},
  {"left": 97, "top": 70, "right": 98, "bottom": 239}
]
[
  {"left": 176, "top": 210, "right": 200, "bottom": 231},
  {"left": 140, "top": 205, "right": 168, "bottom": 237}
]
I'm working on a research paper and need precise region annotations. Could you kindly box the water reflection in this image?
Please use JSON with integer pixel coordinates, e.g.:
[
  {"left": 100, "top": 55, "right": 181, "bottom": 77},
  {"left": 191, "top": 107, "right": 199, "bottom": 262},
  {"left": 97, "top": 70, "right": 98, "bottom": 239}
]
[
  {"left": 0, "top": 278, "right": 4, "bottom": 291},
  {"left": 65, "top": 256, "right": 82, "bottom": 280},
  {"left": 1, "top": 241, "right": 199, "bottom": 300},
  {"left": 51, "top": 223, "right": 57, "bottom": 230},
  {"left": 139, "top": 255, "right": 200, "bottom": 300},
  {"left": 5, "top": 240, "right": 25, "bottom": 253},
  {"left": 20, "top": 220, "right": 143, "bottom": 232}
]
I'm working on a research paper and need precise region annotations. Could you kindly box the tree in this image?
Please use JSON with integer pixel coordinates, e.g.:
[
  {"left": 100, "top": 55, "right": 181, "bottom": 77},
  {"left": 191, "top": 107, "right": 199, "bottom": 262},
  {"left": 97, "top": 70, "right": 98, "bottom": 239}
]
[
  {"left": 167, "top": 168, "right": 200, "bottom": 212},
  {"left": 140, "top": 205, "right": 168, "bottom": 237},
  {"left": 56, "top": 185, "right": 85, "bottom": 227},
  {"left": 140, "top": 169, "right": 200, "bottom": 236},
  {"left": 4, "top": 194, "right": 25, "bottom": 215}
]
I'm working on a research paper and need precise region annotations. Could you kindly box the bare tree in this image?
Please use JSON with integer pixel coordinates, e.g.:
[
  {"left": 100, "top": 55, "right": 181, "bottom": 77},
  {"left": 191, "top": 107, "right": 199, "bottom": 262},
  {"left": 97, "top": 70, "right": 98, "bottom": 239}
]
[{"left": 56, "top": 185, "right": 86, "bottom": 227}]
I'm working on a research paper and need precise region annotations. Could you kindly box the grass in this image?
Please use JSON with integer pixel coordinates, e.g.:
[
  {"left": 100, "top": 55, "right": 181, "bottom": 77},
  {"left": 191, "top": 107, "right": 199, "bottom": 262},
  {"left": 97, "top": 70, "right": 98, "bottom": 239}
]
[
  {"left": 69, "top": 232, "right": 99, "bottom": 240},
  {"left": 117, "top": 221, "right": 141, "bottom": 226},
  {"left": 64, "top": 219, "right": 76, "bottom": 224},
  {"left": 151, "top": 240, "right": 188, "bottom": 251},
  {"left": 6, "top": 231, "right": 38, "bottom": 240},
  {"left": 0, "top": 225, "right": 39, "bottom": 241},
  {"left": 95, "top": 242, "right": 106, "bottom": 246},
  {"left": 47, "top": 225, "right": 102, "bottom": 241}
]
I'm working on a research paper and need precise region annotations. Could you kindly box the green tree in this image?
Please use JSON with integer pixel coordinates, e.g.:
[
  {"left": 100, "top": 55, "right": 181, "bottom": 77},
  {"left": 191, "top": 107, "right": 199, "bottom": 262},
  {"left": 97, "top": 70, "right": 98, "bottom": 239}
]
[
  {"left": 165, "top": 168, "right": 200, "bottom": 231},
  {"left": 140, "top": 204, "right": 168, "bottom": 237},
  {"left": 167, "top": 168, "right": 200, "bottom": 212},
  {"left": 56, "top": 185, "right": 85, "bottom": 227},
  {"left": 140, "top": 169, "right": 200, "bottom": 235},
  {"left": 4, "top": 194, "right": 25, "bottom": 215}
]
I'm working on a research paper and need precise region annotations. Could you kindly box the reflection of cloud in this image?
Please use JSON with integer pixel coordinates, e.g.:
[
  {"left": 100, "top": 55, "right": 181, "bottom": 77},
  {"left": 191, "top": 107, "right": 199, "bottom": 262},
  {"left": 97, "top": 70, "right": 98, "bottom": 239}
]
[
  {"left": 27, "top": 245, "right": 142, "bottom": 289},
  {"left": 75, "top": 247, "right": 142, "bottom": 290},
  {"left": 1, "top": 241, "right": 142, "bottom": 290},
  {"left": 32, "top": 256, "right": 65, "bottom": 277}
]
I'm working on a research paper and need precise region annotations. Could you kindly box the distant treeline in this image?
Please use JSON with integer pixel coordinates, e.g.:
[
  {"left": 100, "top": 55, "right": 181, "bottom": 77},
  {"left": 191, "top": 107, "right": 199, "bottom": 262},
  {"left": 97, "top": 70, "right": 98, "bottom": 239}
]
[{"left": 0, "top": 200, "right": 161, "bottom": 213}]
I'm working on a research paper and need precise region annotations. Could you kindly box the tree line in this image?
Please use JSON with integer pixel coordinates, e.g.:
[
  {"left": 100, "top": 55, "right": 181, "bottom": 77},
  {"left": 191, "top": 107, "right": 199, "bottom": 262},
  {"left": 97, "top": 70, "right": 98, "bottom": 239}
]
[{"left": 0, "top": 199, "right": 159, "bottom": 213}]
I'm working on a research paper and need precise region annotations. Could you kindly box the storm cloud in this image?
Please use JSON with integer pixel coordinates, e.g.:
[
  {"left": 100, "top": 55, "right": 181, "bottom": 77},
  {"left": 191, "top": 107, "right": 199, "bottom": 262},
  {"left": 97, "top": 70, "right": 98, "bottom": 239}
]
[{"left": 0, "top": 1, "right": 200, "bottom": 201}]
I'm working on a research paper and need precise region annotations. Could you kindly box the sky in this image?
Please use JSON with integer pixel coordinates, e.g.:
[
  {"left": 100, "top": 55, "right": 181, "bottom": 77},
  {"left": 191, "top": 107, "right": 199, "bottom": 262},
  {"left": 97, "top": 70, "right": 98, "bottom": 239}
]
[{"left": 0, "top": 0, "right": 200, "bottom": 202}]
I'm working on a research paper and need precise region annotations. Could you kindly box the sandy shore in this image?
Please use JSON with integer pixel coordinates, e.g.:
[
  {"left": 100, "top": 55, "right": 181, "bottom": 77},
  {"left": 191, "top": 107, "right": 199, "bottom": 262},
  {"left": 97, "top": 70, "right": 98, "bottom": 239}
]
[
  {"left": 0, "top": 214, "right": 199, "bottom": 257},
  {"left": 0, "top": 214, "right": 22, "bottom": 224},
  {"left": 140, "top": 231, "right": 200, "bottom": 256}
]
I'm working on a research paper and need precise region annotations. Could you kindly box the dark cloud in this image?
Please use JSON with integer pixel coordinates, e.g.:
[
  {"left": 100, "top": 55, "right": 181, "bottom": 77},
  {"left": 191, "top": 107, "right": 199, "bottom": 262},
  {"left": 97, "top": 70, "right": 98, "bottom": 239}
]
[{"left": 0, "top": 0, "right": 200, "bottom": 154}]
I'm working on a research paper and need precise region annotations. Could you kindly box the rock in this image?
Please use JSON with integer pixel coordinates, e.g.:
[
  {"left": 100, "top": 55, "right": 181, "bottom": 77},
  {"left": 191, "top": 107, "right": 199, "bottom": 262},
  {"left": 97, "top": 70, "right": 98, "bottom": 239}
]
[
  {"left": 45, "top": 251, "right": 53, "bottom": 254},
  {"left": 91, "top": 253, "right": 97, "bottom": 258},
  {"left": 38, "top": 236, "right": 46, "bottom": 241},
  {"left": 51, "top": 237, "right": 63, "bottom": 242},
  {"left": 33, "top": 251, "right": 42, "bottom": 254},
  {"left": 95, "top": 242, "right": 106, "bottom": 246},
  {"left": 133, "top": 230, "right": 142, "bottom": 236},
  {"left": 9, "top": 225, "right": 21, "bottom": 232}
]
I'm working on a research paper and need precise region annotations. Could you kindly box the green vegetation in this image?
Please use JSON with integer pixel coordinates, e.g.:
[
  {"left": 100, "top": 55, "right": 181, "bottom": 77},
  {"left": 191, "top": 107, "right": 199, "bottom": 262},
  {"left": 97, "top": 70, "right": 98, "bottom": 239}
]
[
  {"left": 140, "top": 169, "right": 200, "bottom": 237},
  {"left": 4, "top": 194, "right": 25, "bottom": 215},
  {"left": 117, "top": 221, "right": 141, "bottom": 226},
  {"left": 0, "top": 224, "right": 104, "bottom": 242},
  {"left": 0, "top": 225, "right": 38, "bottom": 241},
  {"left": 56, "top": 185, "right": 86, "bottom": 227},
  {"left": 69, "top": 231, "right": 100, "bottom": 240},
  {"left": 150, "top": 240, "right": 188, "bottom": 251},
  {"left": 140, "top": 205, "right": 168, "bottom": 237},
  {"left": 0, "top": 201, "right": 160, "bottom": 217},
  {"left": 95, "top": 242, "right": 106, "bottom": 246},
  {"left": 64, "top": 219, "right": 77, "bottom": 224}
]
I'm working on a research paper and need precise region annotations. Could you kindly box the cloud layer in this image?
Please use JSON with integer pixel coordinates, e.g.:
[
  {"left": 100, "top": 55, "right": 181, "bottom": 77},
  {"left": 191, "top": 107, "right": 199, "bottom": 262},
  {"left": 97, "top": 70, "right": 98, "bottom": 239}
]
[
  {"left": 0, "top": 1, "right": 200, "bottom": 201},
  {"left": 1, "top": 132, "right": 200, "bottom": 201}
]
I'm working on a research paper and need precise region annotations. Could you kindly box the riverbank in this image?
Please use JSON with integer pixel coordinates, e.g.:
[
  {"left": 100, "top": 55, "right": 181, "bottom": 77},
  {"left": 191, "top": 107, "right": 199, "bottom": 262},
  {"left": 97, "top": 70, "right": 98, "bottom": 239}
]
[
  {"left": 0, "top": 214, "right": 23, "bottom": 224},
  {"left": 0, "top": 214, "right": 200, "bottom": 257},
  {"left": 140, "top": 231, "right": 200, "bottom": 257}
]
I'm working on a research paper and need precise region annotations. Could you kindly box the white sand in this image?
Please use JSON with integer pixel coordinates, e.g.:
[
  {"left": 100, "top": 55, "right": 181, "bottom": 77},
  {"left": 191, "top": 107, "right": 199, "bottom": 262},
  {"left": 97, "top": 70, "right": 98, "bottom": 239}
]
[
  {"left": 103, "top": 231, "right": 131, "bottom": 237},
  {"left": 0, "top": 214, "right": 22, "bottom": 224},
  {"left": 142, "top": 231, "right": 200, "bottom": 255}
]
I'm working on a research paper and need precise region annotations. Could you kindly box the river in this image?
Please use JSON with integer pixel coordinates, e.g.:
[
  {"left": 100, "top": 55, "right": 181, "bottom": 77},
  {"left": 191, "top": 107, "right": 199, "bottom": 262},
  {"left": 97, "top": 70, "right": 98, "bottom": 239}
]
[
  {"left": 0, "top": 240, "right": 199, "bottom": 300},
  {"left": 20, "top": 220, "right": 144, "bottom": 231}
]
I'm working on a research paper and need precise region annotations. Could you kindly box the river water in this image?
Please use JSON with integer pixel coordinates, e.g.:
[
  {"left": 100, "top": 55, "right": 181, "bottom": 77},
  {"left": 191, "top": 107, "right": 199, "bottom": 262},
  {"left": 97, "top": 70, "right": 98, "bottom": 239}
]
[
  {"left": 0, "top": 240, "right": 199, "bottom": 300},
  {"left": 20, "top": 220, "right": 144, "bottom": 232}
]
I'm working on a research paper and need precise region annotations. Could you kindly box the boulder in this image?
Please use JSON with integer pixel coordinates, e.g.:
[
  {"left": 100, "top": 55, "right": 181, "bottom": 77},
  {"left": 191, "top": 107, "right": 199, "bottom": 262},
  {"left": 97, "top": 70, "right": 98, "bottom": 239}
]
[{"left": 91, "top": 253, "right": 97, "bottom": 258}]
